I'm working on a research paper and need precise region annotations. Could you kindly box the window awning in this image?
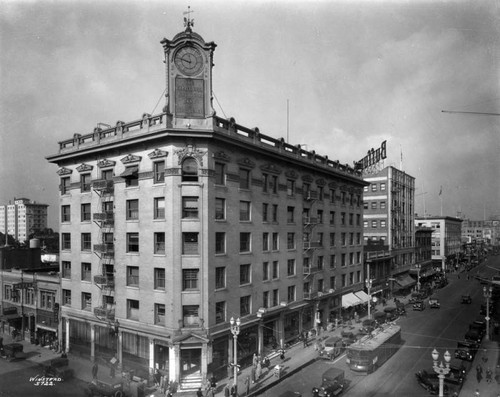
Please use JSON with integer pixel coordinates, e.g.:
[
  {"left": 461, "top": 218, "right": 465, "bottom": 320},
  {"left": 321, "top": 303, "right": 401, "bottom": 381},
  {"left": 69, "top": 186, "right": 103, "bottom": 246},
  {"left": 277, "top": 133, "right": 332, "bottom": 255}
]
[
  {"left": 342, "top": 292, "right": 363, "bottom": 308},
  {"left": 354, "top": 290, "right": 370, "bottom": 303},
  {"left": 1, "top": 314, "right": 21, "bottom": 321},
  {"left": 120, "top": 166, "right": 138, "bottom": 178},
  {"left": 395, "top": 274, "right": 417, "bottom": 288}
]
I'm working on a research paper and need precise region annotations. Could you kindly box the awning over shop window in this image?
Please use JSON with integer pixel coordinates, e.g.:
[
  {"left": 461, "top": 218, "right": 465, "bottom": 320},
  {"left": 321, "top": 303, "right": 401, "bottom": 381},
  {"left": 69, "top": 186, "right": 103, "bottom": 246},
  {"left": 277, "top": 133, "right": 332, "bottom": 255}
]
[
  {"left": 342, "top": 292, "right": 363, "bottom": 308},
  {"left": 0, "top": 314, "right": 21, "bottom": 321},
  {"left": 395, "top": 274, "right": 417, "bottom": 288},
  {"left": 120, "top": 166, "right": 138, "bottom": 178},
  {"left": 354, "top": 291, "right": 370, "bottom": 303}
]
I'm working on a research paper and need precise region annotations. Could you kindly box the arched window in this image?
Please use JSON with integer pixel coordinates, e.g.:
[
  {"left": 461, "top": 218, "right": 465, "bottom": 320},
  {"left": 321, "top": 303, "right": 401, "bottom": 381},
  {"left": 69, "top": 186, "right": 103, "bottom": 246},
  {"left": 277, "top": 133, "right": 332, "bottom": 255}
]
[{"left": 182, "top": 158, "right": 198, "bottom": 182}]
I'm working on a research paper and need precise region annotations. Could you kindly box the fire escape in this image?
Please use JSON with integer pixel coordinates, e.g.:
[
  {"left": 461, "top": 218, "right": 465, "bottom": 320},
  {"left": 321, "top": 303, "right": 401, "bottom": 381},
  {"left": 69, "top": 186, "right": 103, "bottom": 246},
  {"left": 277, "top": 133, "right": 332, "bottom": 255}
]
[
  {"left": 302, "top": 189, "right": 322, "bottom": 300},
  {"left": 92, "top": 178, "right": 115, "bottom": 322}
]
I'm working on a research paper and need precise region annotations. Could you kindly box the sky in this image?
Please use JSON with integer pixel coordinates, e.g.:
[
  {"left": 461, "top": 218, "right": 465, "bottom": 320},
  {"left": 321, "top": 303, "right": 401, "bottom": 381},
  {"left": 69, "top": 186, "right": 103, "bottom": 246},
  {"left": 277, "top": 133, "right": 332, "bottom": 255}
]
[{"left": 1, "top": 0, "right": 499, "bottom": 230}]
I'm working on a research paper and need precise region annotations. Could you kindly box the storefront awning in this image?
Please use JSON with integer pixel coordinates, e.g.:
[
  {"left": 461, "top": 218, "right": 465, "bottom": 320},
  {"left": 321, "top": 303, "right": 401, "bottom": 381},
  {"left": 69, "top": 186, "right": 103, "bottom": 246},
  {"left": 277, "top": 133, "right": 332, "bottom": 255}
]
[
  {"left": 395, "top": 274, "right": 417, "bottom": 288},
  {"left": 0, "top": 314, "right": 21, "bottom": 321},
  {"left": 120, "top": 166, "right": 138, "bottom": 178},
  {"left": 354, "top": 291, "right": 370, "bottom": 303},
  {"left": 342, "top": 292, "right": 363, "bottom": 308}
]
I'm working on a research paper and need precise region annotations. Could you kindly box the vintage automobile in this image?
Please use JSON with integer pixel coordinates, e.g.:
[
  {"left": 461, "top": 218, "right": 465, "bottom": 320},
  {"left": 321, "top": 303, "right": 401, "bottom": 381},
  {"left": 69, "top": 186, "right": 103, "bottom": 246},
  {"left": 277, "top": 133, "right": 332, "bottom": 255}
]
[
  {"left": 84, "top": 380, "right": 125, "bottom": 397},
  {"left": 360, "top": 319, "right": 377, "bottom": 334},
  {"left": 340, "top": 331, "right": 356, "bottom": 347},
  {"left": 409, "top": 292, "right": 426, "bottom": 304},
  {"left": 383, "top": 307, "right": 399, "bottom": 321},
  {"left": 412, "top": 300, "right": 426, "bottom": 311},
  {"left": 461, "top": 295, "right": 472, "bottom": 304},
  {"left": 469, "top": 320, "right": 486, "bottom": 338},
  {"left": 373, "top": 311, "right": 387, "bottom": 325},
  {"left": 464, "top": 329, "right": 483, "bottom": 344},
  {"left": 422, "top": 364, "right": 466, "bottom": 385},
  {"left": 314, "top": 367, "right": 346, "bottom": 397},
  {"left": 455, "top": 340, "right": 478, "bottom": 361},
  {"left": 428, "top": 298, "right": 440, "bottom": 309},
  {"left": 415, "top": 370, "right": 451, "bottom": 395},
  {"left": 43, "top": 357, "right": 74, "bottom": 381},
  {"left": 2, "top": 343, "right": 27, "bottom": 361},
  {"left": 319, "top": 336, "right": 344, "bottom": 360}
]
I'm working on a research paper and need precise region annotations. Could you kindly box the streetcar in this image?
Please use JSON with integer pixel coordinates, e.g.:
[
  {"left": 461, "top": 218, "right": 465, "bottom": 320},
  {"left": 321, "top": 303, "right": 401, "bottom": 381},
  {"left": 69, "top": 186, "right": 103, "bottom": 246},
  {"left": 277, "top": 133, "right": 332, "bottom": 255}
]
[{"left": 345, "top": 324, "right": 402, "bottom": 373}]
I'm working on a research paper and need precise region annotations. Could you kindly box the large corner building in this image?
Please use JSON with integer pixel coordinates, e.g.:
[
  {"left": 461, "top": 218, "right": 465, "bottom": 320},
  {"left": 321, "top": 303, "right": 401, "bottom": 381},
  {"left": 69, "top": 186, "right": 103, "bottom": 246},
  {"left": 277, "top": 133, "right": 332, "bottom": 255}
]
[
  {"left": 46, "top": 20, "right": 366, "bottom": 389},
  {"left": 0, "top": 198, "right": 49, "bottom": 243}
]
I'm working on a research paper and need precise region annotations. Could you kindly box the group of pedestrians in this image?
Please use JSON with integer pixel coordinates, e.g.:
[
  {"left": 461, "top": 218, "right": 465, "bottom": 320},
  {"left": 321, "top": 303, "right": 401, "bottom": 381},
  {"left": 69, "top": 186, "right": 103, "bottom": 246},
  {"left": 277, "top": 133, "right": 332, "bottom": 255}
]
[{"left": 476, "top": 359, "right": 493, "bottom": 384}]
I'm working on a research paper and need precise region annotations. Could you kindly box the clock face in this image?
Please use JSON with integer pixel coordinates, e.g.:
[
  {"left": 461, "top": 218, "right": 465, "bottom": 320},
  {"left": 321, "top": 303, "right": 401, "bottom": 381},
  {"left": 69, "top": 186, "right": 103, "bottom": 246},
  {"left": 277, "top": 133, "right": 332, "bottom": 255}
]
[{"left": 174, "top": 46, "right": 204, "bottom": 76}]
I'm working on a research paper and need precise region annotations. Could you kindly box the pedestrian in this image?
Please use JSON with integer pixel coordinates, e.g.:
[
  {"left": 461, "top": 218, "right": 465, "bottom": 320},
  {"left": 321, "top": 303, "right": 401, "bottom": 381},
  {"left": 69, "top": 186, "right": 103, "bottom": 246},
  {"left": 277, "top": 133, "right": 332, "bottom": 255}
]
[
  {"left": 256, "top": 360, "right": 262, "bottom": 380},
  {"left": 279, "top": 349, "right": 285, "bottom": 361},
  {"left": 476, "top": 368, "right": 483, "bottom": 383},
  {"left": 196, "top": 388, "right": 203, "bottom": 397},
  {"left": 486, "top": 368, "right": 492, "bottom": 383},
  {"left": 244, "top": 375, "right": 250, "bottom": 396},
  {"left": 250, "top": 366, "right": 256, "bottom": 383},
  {"left": 252, "top": 353, "right": 258, "bottom": 368},
  {"left": 230, "top": 384, "right": 237, "bottom": 397},
  {"left": 154, "top": 369, "right": 161, "bottom": 387},
  {"left": 303, "top": 333, "right": 308, "bottom": 348},
  {"left": 110, "top": 364, "right": 115, "bottom": 379},
  {"left": 224, "top": 385, "right": 230, "bottom": 397},
  {"left": 92, "top": 362, "right": 98, "bottom": 381}
]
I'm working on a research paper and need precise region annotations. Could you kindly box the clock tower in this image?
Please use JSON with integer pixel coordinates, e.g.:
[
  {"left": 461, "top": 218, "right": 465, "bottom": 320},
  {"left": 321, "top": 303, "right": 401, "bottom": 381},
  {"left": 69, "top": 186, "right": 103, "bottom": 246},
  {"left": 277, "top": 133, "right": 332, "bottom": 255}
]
[{"left": 161, "top": 10, "right": 217, "bottom": 129}]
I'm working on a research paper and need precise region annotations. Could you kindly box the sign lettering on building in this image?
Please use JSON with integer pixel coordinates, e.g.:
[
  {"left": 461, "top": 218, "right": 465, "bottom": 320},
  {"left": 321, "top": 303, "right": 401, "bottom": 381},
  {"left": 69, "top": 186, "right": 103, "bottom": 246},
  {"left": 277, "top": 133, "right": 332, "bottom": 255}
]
[
  {"left": 175, "top": 77, "right": 205, "bottom": 117},
  {"left": 355, "top": 140, "right": 387, "bottom": 171}
]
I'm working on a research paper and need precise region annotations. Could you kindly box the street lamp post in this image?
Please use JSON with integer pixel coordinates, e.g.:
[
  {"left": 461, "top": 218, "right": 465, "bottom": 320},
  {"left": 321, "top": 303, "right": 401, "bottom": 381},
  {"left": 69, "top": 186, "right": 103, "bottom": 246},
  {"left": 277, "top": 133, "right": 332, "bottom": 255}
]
[
  {"left": 432, "top": 349, "right": 451, "bottom": 397},
  {"left": 483, "top": 286, "right": 492, "bottom": 341},
  {"left": 230, "top": 317, "right": 241, "bottom": 393},
  {"left": 365, "top": 277, "right": 373, "bottom": 320},
  {"left": 415, "top": 264, "right": 421, "bottom": 292}
]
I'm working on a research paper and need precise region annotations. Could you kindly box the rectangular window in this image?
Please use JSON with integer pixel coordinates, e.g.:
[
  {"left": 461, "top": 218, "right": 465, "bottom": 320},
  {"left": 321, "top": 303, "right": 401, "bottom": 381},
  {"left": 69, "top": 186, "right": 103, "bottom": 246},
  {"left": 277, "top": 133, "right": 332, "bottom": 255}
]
[
  {"left": 272, "top": 289, "right": 279, "bottom": 307},
  {"left": 182, "top": 233, "right": 199, "bottom": 255},
  {"left": 349, "top": 213, "right": 353, "bottom": 225},
  {"left": 127, "top": 266, "right": 139, "bottom": 287},
  {"left": 126, "top": 199, "right": 139, "bottom": 220},
  {"left": 364, "top": 202, "right": 369, "bottom": 209},
  {"left": 240, "top": 232, "right": 251, "bottom": 253},
  {"left": 372, "top": 220, "right": 378, "bottom": 228},
  {"left": 341, "top": 233, "right": 346, "bottom": 246},
  {"left": 287, "top": 286, "right": 296, "bottom": 302},
  {"left": 215, "top": 162, "right": 225, "bottom": 185},
  {"left": 215, "top": 232, "right": 225, "bottom": 254},
  {"left": 62, "top": 233, "right": 71, "bottom": 250},
  {"left": 154, "top": 268, "right": 165, "bottom": 290},
  {"left": 182, "top": 197, "right": 199, "bottom": 218},
  {"left": 318, "top": 279, "right": 324, "bottom": 293},
  {"left": 155, "top": 303, "right": 166, "bottom": 325},
  {"left": 153, "top": 161, "right": 165, "bottom": 184},
  {"left": 317, "top": 210, "right": 323, "bottom": 224},
  {"left": 81, "top": 173, "right": 91, "bottom": 192},
  {"left": 317, "top": 255, "right": 324, "bottom": 270},
  {"left": 329, "top": 254, "right": 336, "bottom": 269},
  {"left": 81, "top": 204, "right": 91, "bottom": 222},
  {"left": 287, "top": 232, "right": 295, "bottom": 249},
  {"left": 349, "top": 233, "right": 354, "bottom": 245},
  {"left": 371, "top": 202, "right": 377, "bottom": 209},
  {"left": 341, "top": 212, "right": 346, "bottom": 225},
  {"left": 262, "top": 232, "right": 269, "bottom": 251},
  {"left": 364, "top": 221, "right": 368, "bottom": 228},
  {"left": 357, "top": 233, "right": 361, "bottom": 244},
  {"left": 82, "top": 292, "right": 92, "bottom": 311},
  {"left": 318, "top": 232, "right": 324, "bottom": 247},
  {"left": 183, "top": 305, "right": 199, "bottom": 326},
  {"left": 240, "top": 264, "right": 251, "bottom": 285},
  {"left": 287, "top": 206, "right": 295, "bottom": 223},
  {"left": 349, "top": 272, "right": 354, "bottom": 285},
  {"left": 215, "top": 198, "right": 225, "bottom": 220},
  {"left": 154, "top": 232, "right": 165, "bottom": 254},
  {"left": 272, "top": 233, "right": 279, "bottom": 250},
  {"left": 380, "top": 201, "right": 386, "bottom": 209},
  {"left": 239, "top": 201, "right": 251, "bottom": 221},
  {"left": 330, "top": 211, "right": 335, "bottom": 225},
  {"left": 61, "top": 177, "right": 70, "bottom": 195},
  {"left": 318, "top": 186, "right": 324, "bottom": 200},
  {"left": 101, "top": 169, "right": 113, "bottom": 180},
  {"left": 239, "top": 168, "right": 250, "bottom": 189},
  {"left": 183, "top": 269, "right": 199, "bottom": 290},
  {"left": 61, "top": 205, "right": 71, "bottom": 222},
  {"left": 62, "top": 289, "right": 71, "bottom": 306},
  {"left": 262, "top": 203, "right": 269, "bottom": 222},
  {"left": 272, "top": 261, "right": 279, "bottom": 279},
  {"left": 127, "top": 233, "right": 139, "bottom": 253},
  {"left": 371, "top": 184, "right": 377, "bottom": 192},
  {"left": 262, "top": 262, "right": 270, "bottom": 281},
  {"left": 127, "top": 299, "right": 139, "bottom": 320},
  {"left": 287, "top": 259, "right": 295, "bottom": 276},
  {"left": 341, "top": 254, "right": 346, "bottom": 267},
  {"left": 81, "top": 262, "right": 91, "bottom": 281},
  {"left": 380, "top": 183, "right": 386, "bottom": 191},
  {"left": 342, "top": 274, "right": 347, "bottom": 287},
  {"left": 262, "top": 173, "right": 268, "bottom": 192},
  {"left": 330, "top": 189, "right": 335, "bottom": 203},
  {"left": 381, "top": 220, "right": 387, "bottom": 228},
  {"left": 330, "top": 233, "right": 335, "bottom": 247},
  {"left": 215, "top": 267, "right": 226, "bottom": 289},
  {"left": 272, "top": 205, "right": 278, "bottom": 222},
  {"left": 125, "top": 167, "right": 139, "bottom": 187},
  {"left": 271, "top": 175, "right": 278, "bottom": 194},
  {"left": 349, "top": 253, "right": 354, "bottom": 265},
  {"left": 154, "top": 197, "right": 165, "bottom": 219},
  {"left": 356, "top": 214, "right": 361, "bottom": 226},
  {"left": 240, "top": 296, "right": 251, "bottom": 317},
  {"left": 263, "top": 291, "right": 269, "bottom": 308},
  {"left": 330, "top": 276, "right": 336, "bottom": 290},
  {"left": 81, "top": 233, "right": 91, "bottom": 251},
  {"left": 62, "top": 261, "right": 71, "bottom": 279},
  {"left": 215, "top": 301, "right": 226, "bottom": 324},
  {"left": 286, "top": 179, "right": 295, "bottom": 196}
]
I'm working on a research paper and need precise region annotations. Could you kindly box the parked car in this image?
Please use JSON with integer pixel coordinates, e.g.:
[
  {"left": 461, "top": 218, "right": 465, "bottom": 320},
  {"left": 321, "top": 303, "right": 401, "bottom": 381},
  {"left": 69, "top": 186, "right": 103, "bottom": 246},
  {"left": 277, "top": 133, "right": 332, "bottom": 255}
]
[
  {"left": 428, "top": 298, "right": 440, "bottom": 309},
  {"left": 374, "top": 311, "right": 387, "bottom": 325},
  {"left": 461, "top": 295, "right": 472, "bottom": 304},
  {"left": 465, "top": 329, "right": 483, "bottom": 344},
  {"left": 383, "top": 307, "right": 399, "bottom": 321},
  {"left": 469, "top": 320, "right": 486, "bottom": 338},
  {"left": 84, "top": 380, "right": 124, "bottom": 397},
  {"left": 340, "top": 331, "right": 356, "bottom": 347},
  {"left": 409, "top": 292, "right": 426, "bottom": 304},
  {"left": 360, "top": 319, "right": 377, "bottom": 334},
  {"left": 415, "top": 370, "right": 449, "bottom": 395},
  {"left": 455, "top": 340, "right": 478, "bottom": 361},
  {"left": 2, "top": 343, "right": 27, "bottom": 361},
  {"left": 315, "top": 367, "right": 346, "bottom": 397},
  {"left": 413, "top": 300, "right": 425, "bottom": 311},
  {"left": 43, "top": 357, "right": 74, "bottom": 381},
  {"left": 320, "top": 336, "right": 344, "bottom": 360}
]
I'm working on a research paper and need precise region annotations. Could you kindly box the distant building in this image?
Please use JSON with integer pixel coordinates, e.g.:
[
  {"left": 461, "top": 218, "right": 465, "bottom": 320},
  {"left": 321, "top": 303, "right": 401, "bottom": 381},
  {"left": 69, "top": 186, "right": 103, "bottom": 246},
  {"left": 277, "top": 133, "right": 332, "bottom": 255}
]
[
  {"left": 46, "top": 18, "right": 367, "bottom": 389},
  {"left": 461, "top": 219, "right": 500, "bottom": 247},
  {"left": 0, "top": 198, "right": 48, "bottom": 243},
  {"left": 415, "top": 216, "right": 463, "bottom": 271},
  {"left": 363, "top": 166, "right": 416, "bottom": 297}
]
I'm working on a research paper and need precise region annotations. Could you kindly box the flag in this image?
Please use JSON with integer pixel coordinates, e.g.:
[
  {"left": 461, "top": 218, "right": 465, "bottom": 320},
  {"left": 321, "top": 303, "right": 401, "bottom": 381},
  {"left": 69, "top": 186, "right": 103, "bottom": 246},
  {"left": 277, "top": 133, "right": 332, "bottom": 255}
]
[{"left": 439, "top": 186, "right": 442, "bottom": 196}]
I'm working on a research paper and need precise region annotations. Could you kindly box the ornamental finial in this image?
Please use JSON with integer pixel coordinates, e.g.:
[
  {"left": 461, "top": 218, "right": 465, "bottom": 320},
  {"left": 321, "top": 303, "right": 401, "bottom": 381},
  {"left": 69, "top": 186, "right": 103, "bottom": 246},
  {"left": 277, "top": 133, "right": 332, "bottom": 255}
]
[{"left": 183, "top": 6, "right": 194, "bottom": 32}]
